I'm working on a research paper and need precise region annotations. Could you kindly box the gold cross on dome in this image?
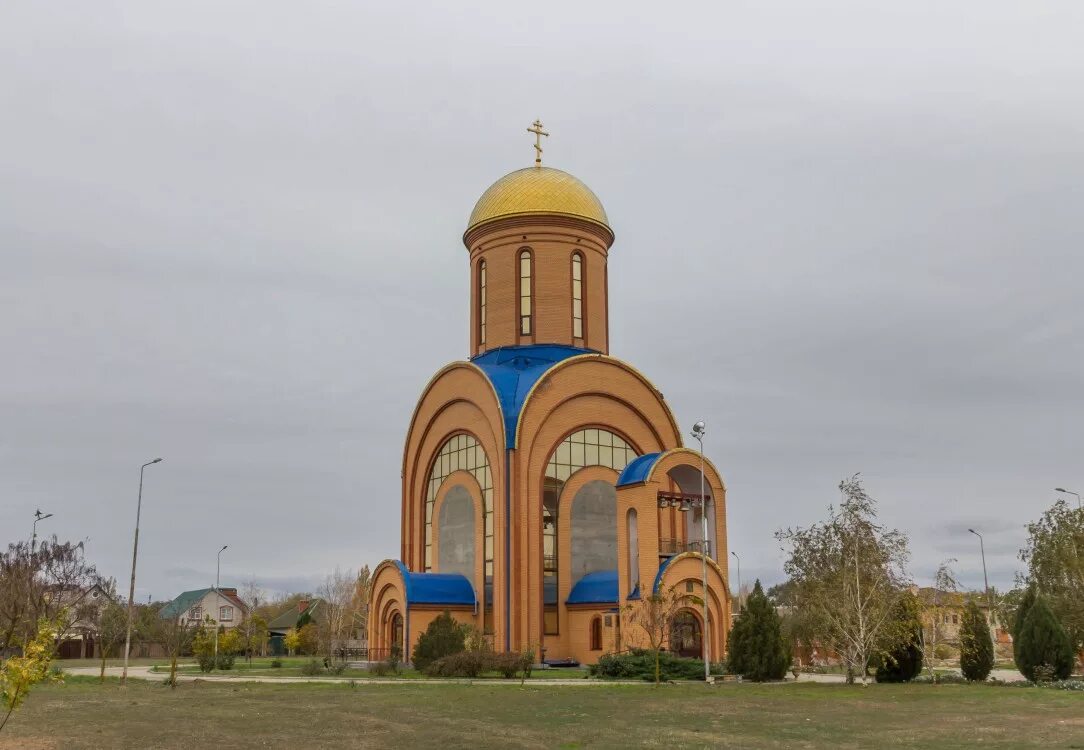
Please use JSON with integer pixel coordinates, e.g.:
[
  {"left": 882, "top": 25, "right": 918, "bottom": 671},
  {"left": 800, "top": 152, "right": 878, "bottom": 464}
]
[{"left": 527, "top": 119, "right": 549, "bottom": 165}]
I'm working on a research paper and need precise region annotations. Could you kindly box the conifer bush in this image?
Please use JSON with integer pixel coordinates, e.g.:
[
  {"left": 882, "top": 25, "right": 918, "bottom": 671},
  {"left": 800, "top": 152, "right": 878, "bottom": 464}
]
[
  {"left": 1016, "top": 595, "right": 1074, "bottom": 682},
  {"left": 410, "top": 610, "right": 466, "bottom": 672},
  {"left": 726, "top": 580, "right": 791, "bottom": 682},
  {"left": 875, "top": 591, "right": 923, "bottom": 683},
  {"left": 959, "top": 600, "right": 994, "bottom": 682},
  {"left": 1011, "top": 585, "right": 1036, "bottom": 668}
]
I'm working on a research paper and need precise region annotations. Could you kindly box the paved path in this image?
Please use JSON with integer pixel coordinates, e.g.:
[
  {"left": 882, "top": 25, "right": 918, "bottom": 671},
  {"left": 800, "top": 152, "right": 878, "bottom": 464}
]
[
  {"left": 63, "top": 665, "right": 637, "bottom": 686},
  {"left": 66, "top": 665, "right": 1029, "bottom": 686}
]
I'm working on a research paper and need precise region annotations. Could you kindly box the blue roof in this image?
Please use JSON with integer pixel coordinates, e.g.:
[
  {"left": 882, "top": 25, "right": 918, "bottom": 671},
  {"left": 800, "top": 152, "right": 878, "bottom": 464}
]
[
  {"left": 394, "top": 561, "right": 476, "bottom": 606},
  {"left": 471, "top": 345, "right": 594, "bottom": 448},
  {"left": 616, "top": 452, "right": 663, "bottom": 487},
  {"left": 566, "top": 570, "right": 618, "bottom": 605}
]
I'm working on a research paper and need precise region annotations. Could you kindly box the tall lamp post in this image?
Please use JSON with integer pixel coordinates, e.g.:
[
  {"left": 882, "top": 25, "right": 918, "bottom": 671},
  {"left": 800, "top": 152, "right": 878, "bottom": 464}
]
[
  {"left": 691, "top": 420, "right": 711, "bottom": 682},
  {"left": 730, "top": 550, "right": 742, "bottom": 615},
  {"left": 214, "top": 545, "right": 228, "bottom": 662},
  {"left": 122, "top": 457, "right": 163, "bottom": 685},
  {"left": 31, "top": 509, "right": 54, "bottom": 553},
  {"left": 967, "top": 528, "right": 995, "bottom": 615},
  {"left": 1055, "top": 487, "right": 1081, "bottom": 510}
]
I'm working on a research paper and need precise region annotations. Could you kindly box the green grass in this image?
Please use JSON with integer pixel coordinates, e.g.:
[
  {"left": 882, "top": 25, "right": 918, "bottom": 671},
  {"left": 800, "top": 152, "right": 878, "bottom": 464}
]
[
  {"left": 3, "top": 677, "right": 1082, "bottom": 749},
  {"left": 155, "top": 656, "right": 591, "bottom": 680}
]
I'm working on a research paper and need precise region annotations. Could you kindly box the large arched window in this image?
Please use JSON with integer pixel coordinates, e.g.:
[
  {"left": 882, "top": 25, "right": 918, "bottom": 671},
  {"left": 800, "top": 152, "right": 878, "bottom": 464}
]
[
  {"left": 519, "top": 249, "right": 532, "bottom": 335},
  {"left": 436, "top": 484, "right": 475, "bottom": 581},
  {"left": 542, "top": 428, "right": 637, "bottom": 635},
  {"left": 423, "top": 434, "right": 494, "bottom": 632},
  {"left": 477, "top": 260, "right": 487, "bottom": 349},
  {"left": 571, "top": 252, "right": 584, "bottom": 340},
  {"left": 627, "top": 508, "right": 639, "bottom": 593}
]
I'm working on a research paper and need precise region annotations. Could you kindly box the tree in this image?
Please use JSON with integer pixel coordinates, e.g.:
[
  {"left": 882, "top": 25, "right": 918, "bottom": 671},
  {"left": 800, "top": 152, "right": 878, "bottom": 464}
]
[
  {"left": 319, "top": 567, "right": 358, "bottom": 658},
  {"left": 0, "top": 537, "right": 101, "bottom": 654},
  {"left": 727, "top": 580, "right": 790, "bottom": 681},
  {"left": 0, "top": 617, "right": 61, "bottom": 733},
  {"left": 1011, "top": 585, "right": 1037, "bottom": 668},
  {"left": 1019, "top": 499, "right": 1084, "bottom": 656},
  {"left": 297, "top": 622, "right": 319, "bottom": 655},
  {"left": 922, "top": 559, "right": 960, "bottom": 677},
  {"left": 93, "top": 602, "right": 128, "bottom": 682},
  {"left": 959, "top": 600, "right": 994, "bottom": 682},
  {"left": 626, "top": 584, "right": 690, "bottom": 686},
  {"left": 152, "top": 611, "right": 197, "bottom": 688},
  {"left": 1015, "top": 594, "right": 1074, "bottom": 682},
  {"left": 775, "top": 475, "right": 910, "bottom": 685},
  {"left": 283, "top": 627, "right": 301, "bottom": 656},
  {"left": 875, "top": 590, "right": 923, "bottom": 683},
  {"left": 411, "top": 611, "right": 465, "bottom": 672},
  {"left": 239, "top": 613, "right": 268, "bottom": 662}
]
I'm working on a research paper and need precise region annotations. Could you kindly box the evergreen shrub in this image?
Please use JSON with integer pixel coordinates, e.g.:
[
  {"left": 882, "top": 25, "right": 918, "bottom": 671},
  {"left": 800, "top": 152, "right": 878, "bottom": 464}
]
[
  {"left": 875, "top": 591, "right": 923, "bottom": 683},
  {"left": 1016, "top": 595, "right": 1074, "bottom": 682},
  {"left": 411, "top": 610, "right": 466, "bottom": 672},
  {"left": 589, "top": 649, "right": 704, "bottom": 681},
  {"left": 727, "top": 581, "right": 791, "bottom": 682},
  {"left": 959, "top": 600, "right": 994, "bottom": 682}
]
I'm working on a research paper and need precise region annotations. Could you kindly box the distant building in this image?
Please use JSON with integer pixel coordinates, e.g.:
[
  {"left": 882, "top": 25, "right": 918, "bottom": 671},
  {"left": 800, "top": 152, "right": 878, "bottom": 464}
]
[
  {"left": 911, "top": 586, "right": 1010, "bottom": 649},
  {"left": 159, "top": 587, "right": 249, "bottom": 629},
  {"left": 267, "top": 598, "right": 323, "bottom": 655},
  {"left": 52, "top": 582, "right": 118, "bottom": 659}
]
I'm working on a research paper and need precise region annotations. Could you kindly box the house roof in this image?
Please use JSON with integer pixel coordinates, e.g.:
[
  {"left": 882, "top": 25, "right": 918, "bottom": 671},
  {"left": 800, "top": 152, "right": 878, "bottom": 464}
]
[
  {"left": 267, "top": 598, "right": 323, "bottom": 631},
  {"left": 470, "top": 345, "right": 593, "bottom": 448},
  {"left": 158, "top": 588, "right": 247, "bottom": 619}
]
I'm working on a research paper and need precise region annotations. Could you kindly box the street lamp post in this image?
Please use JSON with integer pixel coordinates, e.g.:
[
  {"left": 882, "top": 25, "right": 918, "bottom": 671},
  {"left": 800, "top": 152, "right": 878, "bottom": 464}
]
[
  {"left": 730, "top": 550, "right": 742, "bottom": 615},
  {"left": 214, "top": 545, "right": 228, "bottom": 663},
  {"left": 691, "top": 420, "right": 711, "bottom": 682},
  {"left": 967, "top": 528, "right": 995, "bottom": 615},
  {"left": 1055, "top": 487, "right": 1081, "bottom": 510},
  {"left": 122, "top": 457, "right": 163, "bottom": 685},
  {"left": 31, "top": 509, "right": 54, "bottom": 553}
]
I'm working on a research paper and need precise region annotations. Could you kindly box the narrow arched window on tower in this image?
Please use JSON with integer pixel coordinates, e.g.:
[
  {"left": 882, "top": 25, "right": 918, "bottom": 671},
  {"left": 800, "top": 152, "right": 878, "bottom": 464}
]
[
  {"left": 571, "top": 252, "right": 584, "bottom": 340},
  {"left": 478, "top": 259, "right": 487, "bottom": 350},
  {"left": 519, "top": 249, "right": 532, "bottom": 335}
]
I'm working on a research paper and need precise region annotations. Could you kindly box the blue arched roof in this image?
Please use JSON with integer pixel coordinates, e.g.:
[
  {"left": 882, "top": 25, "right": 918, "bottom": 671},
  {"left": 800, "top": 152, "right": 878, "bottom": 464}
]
[
  {"left": 393, "top": 561, "right": 476, "bottom": 606},
  {"left": 471, "top": 345, "right": 593, "bottom": 448},
  {"left": 566, "top": 570, "right": 618, "bottom": 605},
  {"left": 616, "top": 452, "right": 663, "bottom": 487}
]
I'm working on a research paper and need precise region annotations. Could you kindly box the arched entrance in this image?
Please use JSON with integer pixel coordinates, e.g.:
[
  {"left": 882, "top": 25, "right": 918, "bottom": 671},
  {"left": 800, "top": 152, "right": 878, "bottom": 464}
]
[
  {"left": 671, "top": 609, "right": 702, "bottom": 659},
  {"left": 389, "top": 612, "right": 404, "bottom": 657}
]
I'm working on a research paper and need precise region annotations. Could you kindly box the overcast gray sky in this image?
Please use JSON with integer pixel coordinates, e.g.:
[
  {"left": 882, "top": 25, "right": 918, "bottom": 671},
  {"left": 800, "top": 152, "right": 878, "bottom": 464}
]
[{"left": 2, "top": 1, "right": 1081, "bottom": 603}]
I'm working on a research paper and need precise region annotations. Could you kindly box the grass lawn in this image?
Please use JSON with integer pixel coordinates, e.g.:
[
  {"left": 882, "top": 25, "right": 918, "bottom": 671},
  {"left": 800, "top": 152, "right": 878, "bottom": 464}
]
[
  {"left": 4, "top": 677, "right": 1082, "bottom": 749},
  {"left": 157, "top": 656, "right": 591, "bottom": 680}
]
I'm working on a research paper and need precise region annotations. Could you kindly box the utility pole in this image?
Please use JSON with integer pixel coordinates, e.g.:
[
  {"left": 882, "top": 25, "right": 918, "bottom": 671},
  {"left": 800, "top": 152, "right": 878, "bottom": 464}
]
[{"left": 123, "top": 457, "right": 163, "bottom": 685}]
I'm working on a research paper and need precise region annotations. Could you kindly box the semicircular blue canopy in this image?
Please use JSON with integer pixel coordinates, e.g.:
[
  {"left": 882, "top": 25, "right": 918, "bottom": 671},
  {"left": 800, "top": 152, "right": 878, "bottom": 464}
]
[{"left": 566, "top": 570, "right": 618, "bottom": 605}]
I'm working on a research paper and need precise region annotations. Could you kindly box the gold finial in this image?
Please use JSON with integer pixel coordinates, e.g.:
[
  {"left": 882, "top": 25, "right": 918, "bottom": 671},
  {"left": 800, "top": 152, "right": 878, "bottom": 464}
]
[{"left": 527, "top": 119, "right": 549, "bottom": 166}]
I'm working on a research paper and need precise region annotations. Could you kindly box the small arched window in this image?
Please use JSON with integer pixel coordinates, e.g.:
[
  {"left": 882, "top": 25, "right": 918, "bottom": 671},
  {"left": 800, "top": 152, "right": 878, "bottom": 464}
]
[
  {"left": 590, "top": 616, "right": 603, "bottom": 650},
  {"left": 519, "top": 249, "right": 532, "bottom": 335},
  {"left": 478, "top": 260, "right": 487, "bottom": 349},
  {"left": 627, "top": 508, "right": 639, "bottom": 593},
  {"left": 571, "top": 253, "right": 584, "bottom": 339}
]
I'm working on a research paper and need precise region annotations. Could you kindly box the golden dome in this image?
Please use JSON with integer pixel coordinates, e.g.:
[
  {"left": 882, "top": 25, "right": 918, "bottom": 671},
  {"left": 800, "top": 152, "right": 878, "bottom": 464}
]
[{"left": 466, "top": 166, "right": 610, "bottom": 235}]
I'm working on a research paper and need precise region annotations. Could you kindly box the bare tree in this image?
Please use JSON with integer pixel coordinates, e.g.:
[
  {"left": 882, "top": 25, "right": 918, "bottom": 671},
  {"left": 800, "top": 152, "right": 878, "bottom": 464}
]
[
  {"left": 626, "top": 584, "right": 692, "bottom": 686},
  {"left": 239, "top": 579, "right": 266, "bottom": 663},
  {"left": 922, "top": 559, "right": 960, "bottom": 678},
  {"left": 776, "top": 475, "right": 911, "bottom": 685},
  {"left": 319, "top": 568, "right": 357, "bottom": 658},
  {"left": 0, "top": 537, "right": 100, "bottom": 655},
  {"left": 93, "top": 601, "right": 128, "bottom": 681}
]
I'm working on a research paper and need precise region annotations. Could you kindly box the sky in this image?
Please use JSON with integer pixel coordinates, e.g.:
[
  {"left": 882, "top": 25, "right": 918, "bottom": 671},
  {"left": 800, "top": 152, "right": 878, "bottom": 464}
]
[{"left": 1, "top": 1, "right": 1081, "bottom": 603}]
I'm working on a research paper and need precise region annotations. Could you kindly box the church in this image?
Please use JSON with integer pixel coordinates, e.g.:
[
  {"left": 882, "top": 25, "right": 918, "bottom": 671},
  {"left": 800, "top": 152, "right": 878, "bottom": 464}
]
[{"left": 368, "top": 125, "right": 732, "bottom": 666}]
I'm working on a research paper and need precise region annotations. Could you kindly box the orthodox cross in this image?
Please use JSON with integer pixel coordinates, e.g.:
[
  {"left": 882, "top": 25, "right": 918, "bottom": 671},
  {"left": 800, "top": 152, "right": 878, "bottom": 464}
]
[{"left": 527, "top": 119, "right": 549, "bottom": 165}]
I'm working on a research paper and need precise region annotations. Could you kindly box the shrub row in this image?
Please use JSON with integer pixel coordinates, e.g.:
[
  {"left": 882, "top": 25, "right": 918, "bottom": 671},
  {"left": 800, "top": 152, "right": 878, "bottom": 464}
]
[{"left": 589, "top": 649, "right": 705, "bottom": 682}]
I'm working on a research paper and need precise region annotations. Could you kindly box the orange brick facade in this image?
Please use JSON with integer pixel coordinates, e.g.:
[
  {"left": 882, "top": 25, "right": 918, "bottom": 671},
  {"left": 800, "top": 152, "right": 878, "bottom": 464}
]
[{"left": 368, "top": 161, "right": 731, "bottom": 667}]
